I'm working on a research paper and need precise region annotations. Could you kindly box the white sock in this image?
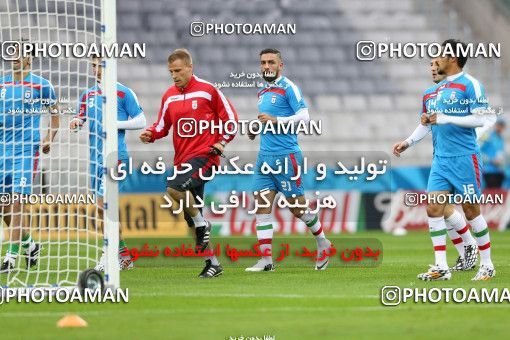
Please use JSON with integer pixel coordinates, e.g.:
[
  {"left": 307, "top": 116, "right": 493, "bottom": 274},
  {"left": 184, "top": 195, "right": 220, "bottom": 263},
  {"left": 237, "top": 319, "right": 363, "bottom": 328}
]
[
  {"left": 468, "top": 215, "right": 493, "bottom": 267},
  {"left": 21, "top": 235, "right": 36, "bottom": 253},
  {"left": 446, "top": 227, "right": 464, "bottom": 257},
  {"left": 206, "top": 255, "right": 220, "bottom": 266},
  {"left": 191, "top": 211, "right": 207, "bottom": 228},
  {"left": 4, "top": 252, "right": 17, "bottom": 261},
  {"left": 445, "top": 210, "right": 464, "bottom": 256},
  {"left": 300, "top": 212, "right": 325, "bottom": 240},
  {"left": 429, "top": 216, "right": 448, "bottom": 269},
  {"left": 256, "top": 214, "right": 273, "bottom": 263},
  {"left": 446, "top": 209, "right": 476, "bottom": 245}
]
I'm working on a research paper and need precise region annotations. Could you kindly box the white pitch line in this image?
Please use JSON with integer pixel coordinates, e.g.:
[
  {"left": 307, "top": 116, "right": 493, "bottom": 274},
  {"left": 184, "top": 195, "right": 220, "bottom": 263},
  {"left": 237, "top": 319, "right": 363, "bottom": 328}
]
[
  {"left": 130, "top": 292, "right": 380, "bottom": 299},
  {"left": 0, "top": 306, "right": 386, "bottom": 317},
  {"left": 0, "top": 310, "right": 107, "bottom": 318},
  {"left": 2, "top": 303, "right": 509, "bottom": 318}
]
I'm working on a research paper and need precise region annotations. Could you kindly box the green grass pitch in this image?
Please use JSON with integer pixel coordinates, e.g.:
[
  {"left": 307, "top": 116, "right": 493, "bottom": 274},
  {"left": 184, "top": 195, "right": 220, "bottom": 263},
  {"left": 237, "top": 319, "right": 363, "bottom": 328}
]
[{"left": 1, "top": 231, "right": 509, "bottom": 339}]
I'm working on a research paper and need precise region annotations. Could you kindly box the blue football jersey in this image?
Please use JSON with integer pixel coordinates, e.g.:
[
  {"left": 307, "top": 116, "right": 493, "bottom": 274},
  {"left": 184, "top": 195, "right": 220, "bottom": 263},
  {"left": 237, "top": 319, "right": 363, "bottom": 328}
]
[
  {"left": 0, "top": 72, "right": 56, "bottom": 156},
  {"left": 422, "top": 72, "right": 488, "bottom": 157},
  {"left": 257, "top": 76, "right": 307, "bottom": 155},
  {"left": 77, "top": 82, "right": 143, "bottom": 165}
]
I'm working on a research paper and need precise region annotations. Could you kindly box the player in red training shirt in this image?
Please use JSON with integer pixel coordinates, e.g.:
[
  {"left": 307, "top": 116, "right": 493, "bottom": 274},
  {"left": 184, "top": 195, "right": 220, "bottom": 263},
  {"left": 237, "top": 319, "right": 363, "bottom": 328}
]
[{"left": 140, "top": 48, "right": 238, "bottom": 278}]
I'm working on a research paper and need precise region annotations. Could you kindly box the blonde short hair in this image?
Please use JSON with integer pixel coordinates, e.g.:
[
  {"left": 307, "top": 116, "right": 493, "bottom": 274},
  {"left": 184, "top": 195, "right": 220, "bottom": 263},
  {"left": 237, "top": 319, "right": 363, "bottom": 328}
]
[{"left": 167, "top": 48, "right": 193, "bottom": 65}]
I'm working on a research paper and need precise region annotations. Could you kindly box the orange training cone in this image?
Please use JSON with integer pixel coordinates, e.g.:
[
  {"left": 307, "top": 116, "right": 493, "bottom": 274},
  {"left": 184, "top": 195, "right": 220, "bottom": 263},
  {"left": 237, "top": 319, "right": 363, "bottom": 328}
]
[{"left": 57, "top": 314, "right": 88, "bottom": 328}]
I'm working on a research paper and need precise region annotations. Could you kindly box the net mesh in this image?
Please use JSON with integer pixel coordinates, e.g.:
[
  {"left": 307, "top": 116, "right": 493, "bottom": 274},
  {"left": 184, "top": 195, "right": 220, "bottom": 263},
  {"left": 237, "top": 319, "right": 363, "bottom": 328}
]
[{"left": 0, "top": 0, "right": 106, "bottom": 288}]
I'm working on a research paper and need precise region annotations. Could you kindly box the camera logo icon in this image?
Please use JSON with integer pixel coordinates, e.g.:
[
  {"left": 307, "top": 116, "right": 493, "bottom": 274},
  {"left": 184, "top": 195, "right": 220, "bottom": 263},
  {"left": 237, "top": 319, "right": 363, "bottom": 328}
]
[
  {"left": 190, "top": 22, "right": 205, "bottom": 37},
  {"left": 356, "top": 40, "right": 376, "bottom": 61},
  {"left": 404, "top": 192, "right": 419, "bottom": 207},
  {"left": 1, "top": 41, "right": 21, "bottom": 61},
  {"left": 177, "top": 118, "right": 197, "bottom": 138},
  {"left": 381, "top": 286, "right": 401, "bottom": 306},
  {"left": 0, "top": 193, "right": 11, "bottom": 206}
]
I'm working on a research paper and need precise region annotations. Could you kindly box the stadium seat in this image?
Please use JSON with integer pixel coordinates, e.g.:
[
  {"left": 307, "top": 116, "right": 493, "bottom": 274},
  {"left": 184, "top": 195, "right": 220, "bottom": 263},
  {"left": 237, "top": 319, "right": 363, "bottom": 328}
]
[{"left": 25, "top": 0, "right": 505, "bottom": 170}]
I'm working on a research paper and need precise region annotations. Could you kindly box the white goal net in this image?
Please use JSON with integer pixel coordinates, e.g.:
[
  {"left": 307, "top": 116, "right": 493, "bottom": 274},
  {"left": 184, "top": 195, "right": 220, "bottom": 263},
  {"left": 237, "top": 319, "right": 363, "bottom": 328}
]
[{"left": 0, "top": 0, "right": 119, "bottom": 289}]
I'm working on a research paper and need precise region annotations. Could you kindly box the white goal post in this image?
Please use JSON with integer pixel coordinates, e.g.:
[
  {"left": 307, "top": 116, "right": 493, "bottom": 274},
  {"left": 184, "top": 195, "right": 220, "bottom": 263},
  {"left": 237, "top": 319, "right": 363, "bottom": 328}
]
[{"left": 101, "top": 0, "right": 119, "bottom": 289}]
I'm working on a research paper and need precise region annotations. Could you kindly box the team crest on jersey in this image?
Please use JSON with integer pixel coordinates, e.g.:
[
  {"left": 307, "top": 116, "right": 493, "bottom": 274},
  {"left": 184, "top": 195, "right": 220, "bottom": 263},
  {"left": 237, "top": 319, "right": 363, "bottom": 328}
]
[
  {"left": 271, "top": 95, "right": 277, "bottom": 104},
  {"left": 192, "top": 100, "right": 198, "bottom": 110},
  {"left": 24, "top": 90, "right": 32, "bottom": 99},
  {"left": 450, "top": 91, "right": 456, "bottom": 101},
  {"left": 0, "top": 88, "right": 6, "bottom": 98}
]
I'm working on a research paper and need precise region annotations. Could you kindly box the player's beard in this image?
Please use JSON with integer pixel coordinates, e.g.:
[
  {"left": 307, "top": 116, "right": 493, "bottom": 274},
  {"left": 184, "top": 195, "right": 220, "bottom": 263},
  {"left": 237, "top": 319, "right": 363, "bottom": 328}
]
[
  {"left": 13, "top": 60, "right": 25, "bottom": 72},
  {"left": 263, "top": 70, "right": 278, "bottom": 83},
  {"left": 437, "top": 63, "right": 447, "bottom": 76}
]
